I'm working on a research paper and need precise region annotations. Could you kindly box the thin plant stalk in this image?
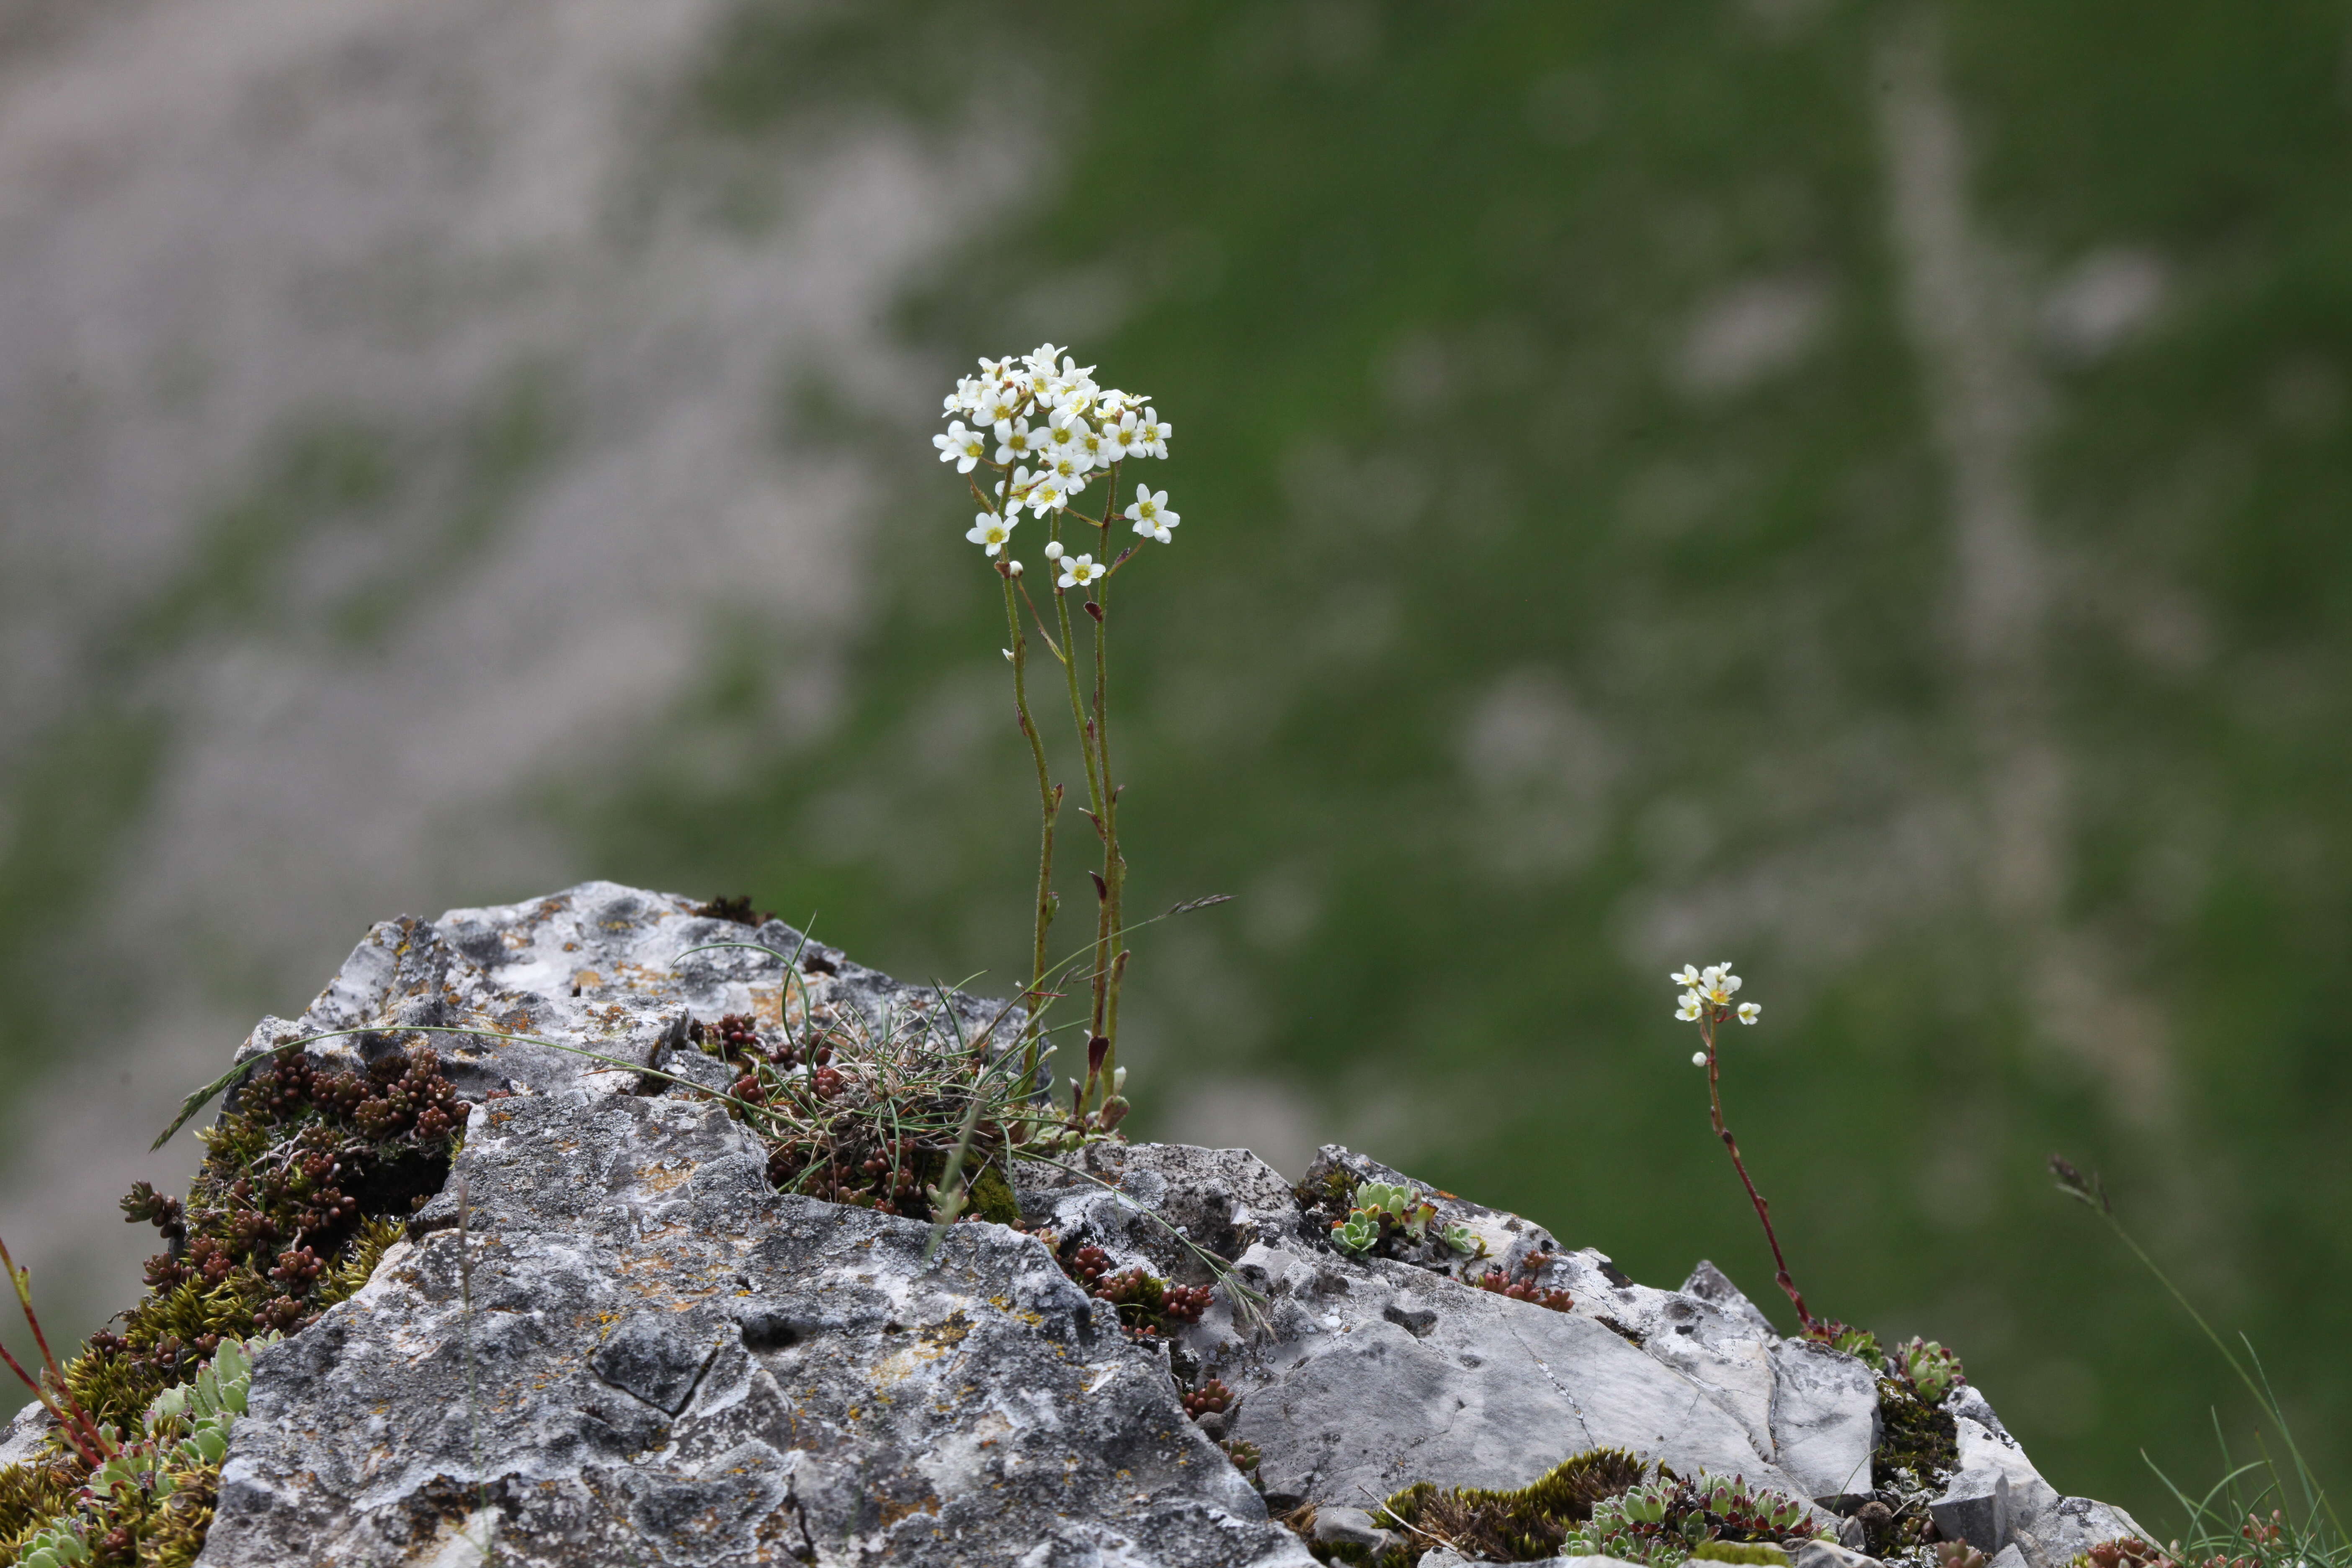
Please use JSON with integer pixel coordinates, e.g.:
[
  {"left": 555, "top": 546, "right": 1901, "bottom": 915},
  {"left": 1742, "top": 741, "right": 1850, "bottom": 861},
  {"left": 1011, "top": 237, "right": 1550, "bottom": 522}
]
[
  {"left": 1042, "top": 514, "right": 1115, "bottom": 1113},
  {"left": 1085, "top": 459, "right": 1130, "bottom": 1090},
  {"left": 1697, "top": 1008, "right": 1811, "bottom": 1330},
  {"left": 1085, "top": 560, "right": 1114, "bottom": 1064},
  {"left": 998, "top": 527, "right": 1059, "bottom": 1096},
  {"left": 2053, "top": 1157, "right": 2345, "bottom": 1544},
  {"left": 0, "top": 1231, "right": 116, "bottom": 1467}
]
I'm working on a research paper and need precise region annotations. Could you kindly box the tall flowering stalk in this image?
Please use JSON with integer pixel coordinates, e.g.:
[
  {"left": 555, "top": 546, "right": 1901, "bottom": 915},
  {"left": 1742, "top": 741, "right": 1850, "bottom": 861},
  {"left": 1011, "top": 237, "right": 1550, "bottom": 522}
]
[
  {"left": 936, "top": 344, "right": 1179, "bottom": 1127},
  {"left": 1671, "top": 964, "right": 1813, "bottom": 1330}
]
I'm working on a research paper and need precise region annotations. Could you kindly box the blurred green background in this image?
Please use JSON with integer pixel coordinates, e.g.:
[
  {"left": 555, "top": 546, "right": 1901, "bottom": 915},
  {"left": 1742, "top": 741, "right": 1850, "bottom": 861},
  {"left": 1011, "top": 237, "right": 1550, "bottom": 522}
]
[{"left": 5, "top": 0, "right": 2350, "bottom": 1532}]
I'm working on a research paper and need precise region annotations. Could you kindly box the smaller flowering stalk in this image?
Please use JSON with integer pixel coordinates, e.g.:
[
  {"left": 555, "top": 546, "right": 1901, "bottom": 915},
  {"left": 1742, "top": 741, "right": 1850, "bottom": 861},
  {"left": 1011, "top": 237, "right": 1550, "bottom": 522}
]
[{"left": 1672, "top": 963, "right": 1810, "bottom": 1331}]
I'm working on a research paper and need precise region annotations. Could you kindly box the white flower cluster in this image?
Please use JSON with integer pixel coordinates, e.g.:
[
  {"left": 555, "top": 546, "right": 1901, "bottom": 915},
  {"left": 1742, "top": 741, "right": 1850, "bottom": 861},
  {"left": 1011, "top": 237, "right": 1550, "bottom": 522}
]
[
  {"left": 934, "top": 343, "right": 1178, "bottom": 569},
  {"left": 1672, "top": 962, "right": 1759, "bottom": 1058}
]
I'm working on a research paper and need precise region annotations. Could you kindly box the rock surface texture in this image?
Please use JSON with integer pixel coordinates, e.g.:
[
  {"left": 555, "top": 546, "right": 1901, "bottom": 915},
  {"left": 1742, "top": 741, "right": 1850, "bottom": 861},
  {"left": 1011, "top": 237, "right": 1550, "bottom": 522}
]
[{"left": 166, "top": 880, "right": 2142, "bottom": 1567}]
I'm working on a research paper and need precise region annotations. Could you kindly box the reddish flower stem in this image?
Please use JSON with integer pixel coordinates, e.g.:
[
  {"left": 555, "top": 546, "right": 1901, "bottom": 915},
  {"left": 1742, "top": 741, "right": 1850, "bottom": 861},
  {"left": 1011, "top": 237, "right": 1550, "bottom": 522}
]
[
  {"left": 0, "top": 1232, "right": 115, "bottom": 1466},
  {"left": 1701, "top": 1011, "right": 1813, "bottom": 1331}
]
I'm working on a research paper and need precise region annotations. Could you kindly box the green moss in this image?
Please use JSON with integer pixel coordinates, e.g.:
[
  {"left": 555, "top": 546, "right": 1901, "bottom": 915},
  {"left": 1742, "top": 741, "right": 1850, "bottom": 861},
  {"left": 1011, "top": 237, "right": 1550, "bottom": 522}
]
[
  {"left": 0, "top": 1460, "right": 77, "bottom": 1561},
  {"left": 1873, "top": 1376, "right": 1959, "bottom": 1483},
  {"left": 1, "top": 1040, "right": 464, "bottom": 1563},
  {"left": 966, "top": 1163, "right": 1023, "bottom": 1227},
  {"left": 1372, "top": 1447, "right": 1648, "bottom": 1565},
  {"left": 2, "top": 1333, "right": 272, "bottom": 1567}
]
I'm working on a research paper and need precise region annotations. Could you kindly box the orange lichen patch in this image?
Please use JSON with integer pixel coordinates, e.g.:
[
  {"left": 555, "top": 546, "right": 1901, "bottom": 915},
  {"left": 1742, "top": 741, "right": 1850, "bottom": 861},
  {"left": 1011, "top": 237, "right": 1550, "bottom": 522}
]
[
  {"left": 572, "top": 969, "right": 604, "bottom": 990},
  {"left": 872, "top": 1335, "right": 959, "bottom": 1389},
  {"left": 748, "top": 987, "right": 785, "bottom": 1026},
  {"left": 634, "top": 1162, "right": 699, "bottom": 1196},
  {"left": 877, "top": 1494, "right": 941, "bottom": 1528},
  {"left": 600, "top": 962, "right": 667, "bottom": 992}
]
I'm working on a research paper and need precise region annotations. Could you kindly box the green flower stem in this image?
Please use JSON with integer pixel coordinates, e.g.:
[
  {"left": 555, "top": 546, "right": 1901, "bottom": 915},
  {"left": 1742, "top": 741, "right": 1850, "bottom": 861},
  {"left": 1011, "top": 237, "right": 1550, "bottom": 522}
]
[
  {"left": 1052, "top": 534, "right": 1105, "bottom": 830},
  {"left": 970, "top": 460, "right": 1063, "bottom": 1098},
  {"left": 1046, "top": 515, "right": 1113, "bottom": 1115},
  {"left": 1002, "top": 568, "right": 1058, "bottom": 1094},
  {"left": 1088, "top": 464, "right": 1130, "bottom": 1090}
]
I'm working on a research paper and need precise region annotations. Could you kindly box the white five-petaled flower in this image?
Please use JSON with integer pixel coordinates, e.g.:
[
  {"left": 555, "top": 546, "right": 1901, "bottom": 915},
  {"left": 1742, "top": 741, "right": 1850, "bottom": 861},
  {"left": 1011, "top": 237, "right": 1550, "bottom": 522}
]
[
  {"left": 1125, "top": 485, "right": 1178, "bottom": 542},
  {"left": 965, "top": 511, "right": 1015, "bottom": 557},
  {"left": 1046, "top": 356, "right": 1096, "bottom": 398},
  {"left": 1023, "top": 342, "right": 1067, "bottom": 374},
  {"left": 994, "top": 416, "right": 1039, "bottom": 464},
  {"left": 934, "top": 421, "right": 986, "bottom": 473},
  {"left": 1694, "top": 963, "right": 1742, "bottom": 1006},
  {"left": 1096, "top": 409, "right": 1140, "bottom": 462},
  {"left": 1026, "top": 475, "right": 1069, "bottom": 516},
  {"left": 974, "top": 381, "right": 1026, "bottom": 428},
  {"left": 1671, "top": 961, "right": 1760, "bottom": 1025},
  {"left": 943, "top": 377, "right": 981, "bottom": 416},
  {"left": 1057, "top": 553, "right": 1104, "bottom": 590},
  {"left": 1041, "top": 405, "right": 1089, "bottom": 462},
  {"left": 1133, "top": 408, "right": 1171, "bottom": 459},
  {"left": 1042, "top": 451, "right": 1090, "bottom": 490}
]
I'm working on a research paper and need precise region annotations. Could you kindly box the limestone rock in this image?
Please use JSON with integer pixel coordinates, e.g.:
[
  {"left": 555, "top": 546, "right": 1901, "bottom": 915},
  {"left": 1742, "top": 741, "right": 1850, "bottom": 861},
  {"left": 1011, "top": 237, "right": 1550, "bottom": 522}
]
[
  {"left": 1032, "top": 1141, "right": 1873, "bottom": 1516},
  {"left": 194, "top": 883, "right": 1305, "bottom": 1567},
  {"left": 1769, "top": 1338, "right": 1882, "bottom": 1499},
  {"left": 1931, "top": 1466, "right": 2013, "bottom": 1553},
  {"left": 1309, "top": 1504, "right": 1393, "bottom": 1553},
  {"left": 1939, "top": 1387, "right": 2150, "bottom": 1568},
  {"left": 0, "top": 1400, "right": 54, "bottom": 1472},
  {"left": 84, "top": 878, "right": 2138, "bottom": 1566},
  {"left": 1792, "top": 1544, "right": 1883, "bottom": 1568},
  {"left": 1682, "top": 1260, "right": 1780, "bottom": 1340}
]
